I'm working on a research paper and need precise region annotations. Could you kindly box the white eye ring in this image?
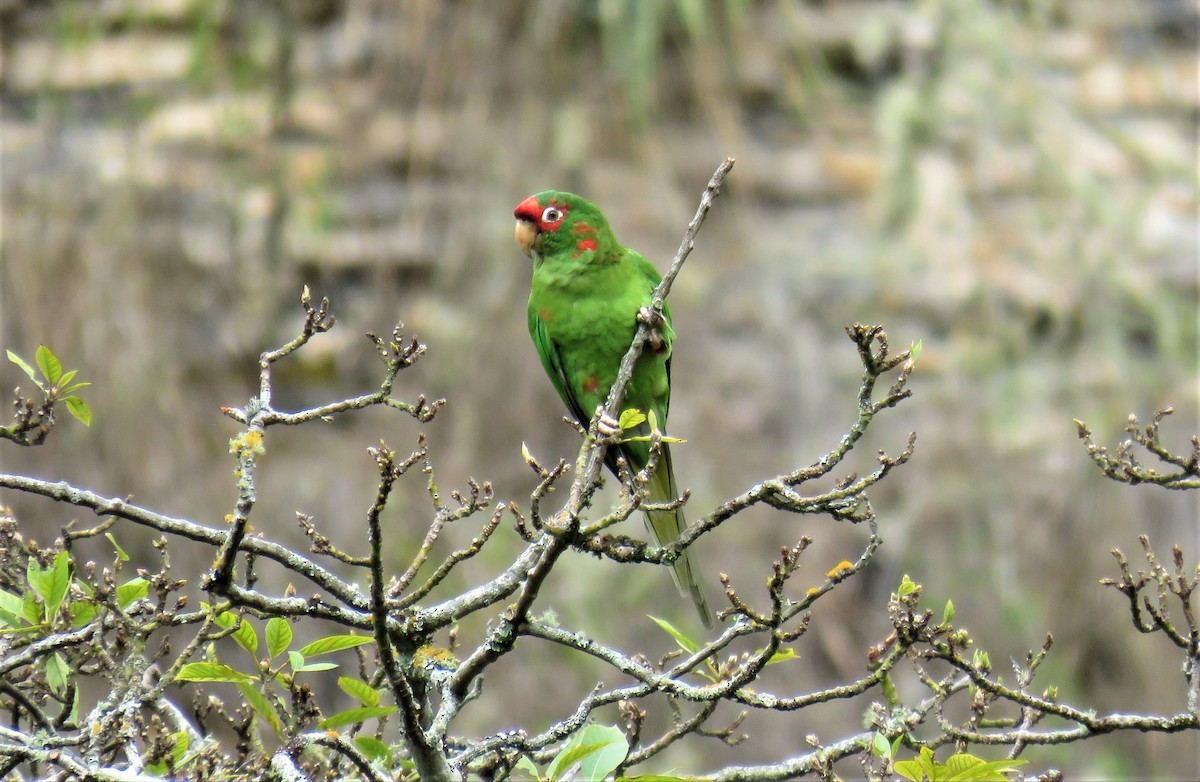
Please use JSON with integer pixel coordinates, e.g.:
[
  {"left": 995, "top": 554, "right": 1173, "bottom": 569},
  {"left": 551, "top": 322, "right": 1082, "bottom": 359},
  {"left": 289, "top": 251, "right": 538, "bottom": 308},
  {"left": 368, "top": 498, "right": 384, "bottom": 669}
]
[{"left": 541, "top": 207, "right": 562, "bottom": 223}]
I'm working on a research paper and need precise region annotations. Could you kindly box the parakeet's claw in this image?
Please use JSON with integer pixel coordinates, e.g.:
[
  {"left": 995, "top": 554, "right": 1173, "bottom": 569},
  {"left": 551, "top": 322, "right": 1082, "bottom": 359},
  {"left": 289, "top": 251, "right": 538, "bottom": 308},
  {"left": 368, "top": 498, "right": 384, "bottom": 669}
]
[
  {"left": 637, "top": 305, "right": 665, "bottom": 328},
  {"left": 638, "top": 306, "right": 668, "bottom": 354},
  {"left": 596, "top": 411, "right": 622, "bottom": 439}
]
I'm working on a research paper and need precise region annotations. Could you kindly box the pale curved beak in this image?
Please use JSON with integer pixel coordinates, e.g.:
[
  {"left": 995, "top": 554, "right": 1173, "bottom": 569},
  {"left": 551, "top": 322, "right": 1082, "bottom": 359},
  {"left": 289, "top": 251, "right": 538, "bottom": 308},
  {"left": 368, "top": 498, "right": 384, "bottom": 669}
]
[{"left": 514, "top": 218, "right": 539, "bottom": 258}]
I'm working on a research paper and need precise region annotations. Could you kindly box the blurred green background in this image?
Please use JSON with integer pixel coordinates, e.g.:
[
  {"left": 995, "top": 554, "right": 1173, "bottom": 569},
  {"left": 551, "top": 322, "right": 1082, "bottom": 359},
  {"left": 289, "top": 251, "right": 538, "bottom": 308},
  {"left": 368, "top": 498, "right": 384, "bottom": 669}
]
[{"left": 1, "top": 0, "right": 1197, "bottom": 776}]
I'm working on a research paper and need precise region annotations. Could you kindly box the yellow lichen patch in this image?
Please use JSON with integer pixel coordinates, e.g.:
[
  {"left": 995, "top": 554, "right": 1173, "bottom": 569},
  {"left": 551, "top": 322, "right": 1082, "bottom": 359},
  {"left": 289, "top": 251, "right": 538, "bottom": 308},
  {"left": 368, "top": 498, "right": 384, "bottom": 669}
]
[
  {"left": 413, "top": 644, "right": 459, "bottom": 672},
  {"left": 826, "top": 561, "right": 854, "bottom": 578},
  {"left": 228, "top": 430, "right": 265, "bottom": 457}
]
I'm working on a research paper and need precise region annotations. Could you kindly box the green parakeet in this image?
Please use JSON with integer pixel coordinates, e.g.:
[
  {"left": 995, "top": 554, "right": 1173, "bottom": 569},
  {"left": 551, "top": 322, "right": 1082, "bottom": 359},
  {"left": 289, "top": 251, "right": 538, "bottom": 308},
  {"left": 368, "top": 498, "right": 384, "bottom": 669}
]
[{"left": 514, "top": 190, "right": 714, "bottom": 628}]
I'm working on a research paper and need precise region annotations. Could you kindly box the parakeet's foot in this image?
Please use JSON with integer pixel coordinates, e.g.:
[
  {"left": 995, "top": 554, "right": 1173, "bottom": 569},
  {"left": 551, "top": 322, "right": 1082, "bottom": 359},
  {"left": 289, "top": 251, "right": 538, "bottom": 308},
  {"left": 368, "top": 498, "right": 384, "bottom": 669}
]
[
  {"left": 596, "top": 411, "right": 622, "bottom": 439},
  {"left": 638, "top": 306, "right": 668, "bottom": 354},
  {"left": 637, "top": 305, "right": 665, "bottom": 327}
]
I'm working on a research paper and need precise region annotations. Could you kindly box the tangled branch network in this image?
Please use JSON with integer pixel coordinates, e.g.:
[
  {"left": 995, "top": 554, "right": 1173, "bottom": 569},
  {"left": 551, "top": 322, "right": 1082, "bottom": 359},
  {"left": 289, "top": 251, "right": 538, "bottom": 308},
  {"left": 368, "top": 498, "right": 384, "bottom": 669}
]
[{"left": 0, "top": 159, "right": 1196, "bottom": 781}]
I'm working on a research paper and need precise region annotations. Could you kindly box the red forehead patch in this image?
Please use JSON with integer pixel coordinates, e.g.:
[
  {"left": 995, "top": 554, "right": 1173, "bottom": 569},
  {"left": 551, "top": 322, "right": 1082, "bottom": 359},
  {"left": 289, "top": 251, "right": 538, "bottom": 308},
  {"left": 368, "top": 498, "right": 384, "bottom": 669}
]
[
  {"left": 514, "top": 195, "right": 541, "bottom": 221},
  {"left": 514, "top": 194, "right": 571, "bottom": 232}
]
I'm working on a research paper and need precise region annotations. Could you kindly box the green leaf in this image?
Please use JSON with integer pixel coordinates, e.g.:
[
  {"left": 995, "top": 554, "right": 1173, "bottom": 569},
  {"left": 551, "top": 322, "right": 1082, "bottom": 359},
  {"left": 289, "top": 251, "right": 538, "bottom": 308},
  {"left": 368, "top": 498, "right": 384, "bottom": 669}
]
[
  {"left": 6, "top": 350, "right": 40, "bottom": 385},
  {"left": 48, "top": 552, "right": 71, "bottom": 617},
  {"left": 881, "top": 672, "right": 900, "bottom": 707},
  {"left": 891, "top": 748, "right": 1026, "bottom": 782},
  {"left": 45, "top": 652, "right": 69, "bottom": 696},
  {"left": 238, "top": 682, "right": 282, "bottom": 736},
  {"left": 21, "top": 591, "right": 41, "bottom": 626},
  {"left": 116, "top": 577, "right": 149, "bottom": 610},
  {"left": 575, "top": 724, "right": 628, "bottom": 782},
  {"left": 618, "top": 408, "right": 647, "bottom": 429},
  {"left": 0, "top": 588, "right": 30, "bottom": 628},
  {"left": 105, "top": 533, "right": 129, "bottom": 562},
  {"left": 765, "top": 647, "right": 800, "bottom": 665},
  {"left": 36, "top": 345, "right": 62, "bottom": 385},
  {"left": 547, "top": 724, "right": 628, "bottom": 777},
  {"left": 68, "top": 685, "right": 81, "bottom": 727},
  {"left": 648, "top": 615, "right": 699, "bottom": 655},
  {"left": 871, "top": 732, "right": 892, "bottom": 759},
  {"left": 317, "top": 705, "right": 397, "bottom": 730},
  {"left": 215, "top": 612, "right": 258, "bottom": 656},
  {"left": 265, "top": 617, "right": 292, "bottom": 659},
  {"left": 547, "top": 741, "right": 609, "bottom": 781},
  {"left": 353, "top": 735, "right": 392, "bottom": 765},
  {"left": 944, "top": 752, "right": 986, "bottom": 779},
  {"left": 941, "top": 599, "right": 955, "bottom": 626},
  {"left": 234, "top": 620, "right": 259, "bottom": 655},
  {"left": 28, "top": 552, "right": 71, "bottom": 622},
  {"left": 56, "top": 370, "right": 91, "bottom": 396},
  {"left": 909, "top": 339, "right": 923, "bottom": 362},
  {"left": 944, "top": 755, "right": 1027, "bottom": 781},
  {"left": 896, "top": 575, "right": 917, "bottom": 596},
  {"left": 338, "top": 676, "right": 380, "bottom": 707},
  {"left": 176, "top": 662, "right": 257, "bottom": 683},
  {"left": 893, "top": 759, "right": 920, "bottom": 781},
  {"left": 70, "top": 600, "right": 97, "bottom": 629},
  {"left": 64, "top": 396, "right": 91, "bottom": 426},
  {"left": 546, "top": 724, "right": 629, "bottom": 781},
  {"left": 513, "top": 755, "right": 541, "bottom": 780},
  {"left": 284, "top": 649, "right": 336, "bottom": 673},
  {"left": 298, "top": 634, "right": 373, "bottom": 657},
  {"left": 169, "top": 730, "right": 190, "bottom": 766}
]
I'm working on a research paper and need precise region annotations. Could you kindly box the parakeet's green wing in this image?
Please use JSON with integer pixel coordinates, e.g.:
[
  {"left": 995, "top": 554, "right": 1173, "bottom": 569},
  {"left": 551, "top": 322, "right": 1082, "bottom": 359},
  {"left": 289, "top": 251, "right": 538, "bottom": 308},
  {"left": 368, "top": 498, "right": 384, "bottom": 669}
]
[{"left": 529, "top": 307, "right": 589, "bottom": 427}]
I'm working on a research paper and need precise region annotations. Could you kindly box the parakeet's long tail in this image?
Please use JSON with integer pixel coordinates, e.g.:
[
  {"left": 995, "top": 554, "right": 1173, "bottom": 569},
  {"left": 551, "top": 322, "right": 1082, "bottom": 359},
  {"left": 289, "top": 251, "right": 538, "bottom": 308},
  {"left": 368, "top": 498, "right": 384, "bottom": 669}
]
[{"left": 645, "top": 444, "right": 714, "bottom": 629}]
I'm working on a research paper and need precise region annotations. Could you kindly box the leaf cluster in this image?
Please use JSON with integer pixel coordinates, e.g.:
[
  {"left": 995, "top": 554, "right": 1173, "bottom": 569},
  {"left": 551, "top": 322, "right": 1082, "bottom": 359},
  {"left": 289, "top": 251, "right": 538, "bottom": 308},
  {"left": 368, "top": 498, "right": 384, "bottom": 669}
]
[{"left": 3, "top": 345, "right": 91, "bottom": 445}]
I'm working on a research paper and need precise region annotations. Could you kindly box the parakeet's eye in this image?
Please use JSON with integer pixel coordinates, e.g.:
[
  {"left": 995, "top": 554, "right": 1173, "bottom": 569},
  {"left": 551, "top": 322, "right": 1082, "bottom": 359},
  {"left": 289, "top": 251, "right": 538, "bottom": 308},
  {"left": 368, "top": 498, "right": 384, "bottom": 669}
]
[{"left": 541, "top": 207, "right": 563, "bottom": 224}]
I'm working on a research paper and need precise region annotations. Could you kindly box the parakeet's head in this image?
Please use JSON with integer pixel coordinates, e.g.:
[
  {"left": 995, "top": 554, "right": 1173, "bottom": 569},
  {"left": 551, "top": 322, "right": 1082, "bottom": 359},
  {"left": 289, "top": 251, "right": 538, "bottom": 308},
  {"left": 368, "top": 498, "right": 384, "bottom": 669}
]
[{"left": 513, "top": 191, "right": 614, "bottom": 261}]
